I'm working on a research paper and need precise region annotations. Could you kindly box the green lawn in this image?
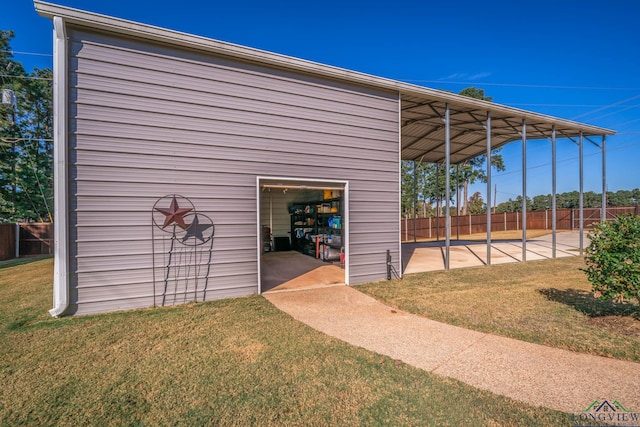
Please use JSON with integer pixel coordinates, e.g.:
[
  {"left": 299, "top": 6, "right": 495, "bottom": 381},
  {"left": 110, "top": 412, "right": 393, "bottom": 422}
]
[
  {"left": 0, "top": 258, "right": 570, "bottom": 426},
  {"left": 358, "top": 256, "right": 640, "bottom": 362}
]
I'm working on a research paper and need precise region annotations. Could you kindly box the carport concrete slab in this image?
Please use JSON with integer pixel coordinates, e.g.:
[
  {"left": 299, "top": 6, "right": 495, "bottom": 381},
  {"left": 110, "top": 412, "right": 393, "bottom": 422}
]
[
  {"left": 491, "top": 242, "right": 547, "bottom": 261},
  {"left": 467, "top": 244, "right": 517, "bottom": 265},
  {"left": 401, "top": 231, "right": 586, "bottom": 274},
  {"left": 519, "top": 242, "right": 555, "bottom": 259},
  {"left": 526, "top": 241, "right": 577, "bottom": 259},
  {"left": 527, "top": 240, "right": 579, "bottom": 257},
  {"left": 403, "top": 246, "right": 444, "bottom": 274},
  {"left": 448, "top": 245, "right": 484, "bottom": 268}
]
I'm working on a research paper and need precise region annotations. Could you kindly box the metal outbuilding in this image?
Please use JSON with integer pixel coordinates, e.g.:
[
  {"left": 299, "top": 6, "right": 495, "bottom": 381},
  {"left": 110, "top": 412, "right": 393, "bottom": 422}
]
[{"left": 35, "top": 1, "right": 614, "bottom": 316}]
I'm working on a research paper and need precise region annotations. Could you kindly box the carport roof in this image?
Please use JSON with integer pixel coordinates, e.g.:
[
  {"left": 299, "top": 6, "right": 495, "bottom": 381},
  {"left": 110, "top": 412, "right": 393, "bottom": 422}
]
[
  {"left": 36, "top": 1, "right": 616, "bottom": 165},
  {"left": 399, "top": 92, "right": 615, "bottom": 163}
]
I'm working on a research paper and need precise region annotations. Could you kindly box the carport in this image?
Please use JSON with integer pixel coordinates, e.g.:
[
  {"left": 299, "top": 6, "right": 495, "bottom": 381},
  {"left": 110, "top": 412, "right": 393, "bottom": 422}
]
[{"left": 398, "top": 90, "right": 614, "bottom": 271}]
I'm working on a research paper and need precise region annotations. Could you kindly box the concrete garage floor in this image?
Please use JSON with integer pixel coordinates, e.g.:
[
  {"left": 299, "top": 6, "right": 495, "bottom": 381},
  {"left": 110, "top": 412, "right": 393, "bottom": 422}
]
[
  {"left": 403, "top": 230, "right": 587, "bottom": 274},
  {"left": 261, "top": 251, "right": 345, "bottom": 293}
]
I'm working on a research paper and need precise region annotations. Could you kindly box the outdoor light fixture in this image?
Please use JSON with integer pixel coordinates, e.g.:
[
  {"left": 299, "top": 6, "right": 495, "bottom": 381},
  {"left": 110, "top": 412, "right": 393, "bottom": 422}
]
[
  {"left": 2, "top": 87, "right": 18, "bottom": 214},
  {"left": 2, "top": 88, "right": 17, "bottom": 109}
]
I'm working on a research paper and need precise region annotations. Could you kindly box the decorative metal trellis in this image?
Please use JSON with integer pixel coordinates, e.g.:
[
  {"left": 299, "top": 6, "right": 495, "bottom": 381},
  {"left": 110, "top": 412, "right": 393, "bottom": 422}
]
[{"left": 151, "top": 195, "right": 215, "bottom": 306}]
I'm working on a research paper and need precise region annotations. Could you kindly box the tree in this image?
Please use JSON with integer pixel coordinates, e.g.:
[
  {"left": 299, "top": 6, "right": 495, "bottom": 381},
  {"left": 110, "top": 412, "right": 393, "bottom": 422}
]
[
  {"left": 458, "top": 86, "right": 493, "bottom": 102},
  {"left": 493, "top": 189, "right": 640, "bottom": 213},
  {"left": 531, "top": 194, "right": 551, "bottom": 211},
  {"left": 0, "top": 30, "right": 53, "bottom": 222},
  {"left": 401, "top": 160, "right": 418, "bottom": 216},
  {"left": 583, "top": 215, "right": 640, "bottom": 304},
  {"left": 401, "top": 160, "right": 456, "bottom": 218},
  {"left": 495, "top": 196, "right": 532, "bottom": 213},
  {"left": 456, "top": 87, "right": 505, "bottom": 215},
  {"left": 467, "top": 192, "right": 485, "bottom": 215},
  {"left": 607, "top": 189, "right": 633, "bottom": 207},
  {"left": 421, "top": 162, "right": 457, "bottom": 216}
]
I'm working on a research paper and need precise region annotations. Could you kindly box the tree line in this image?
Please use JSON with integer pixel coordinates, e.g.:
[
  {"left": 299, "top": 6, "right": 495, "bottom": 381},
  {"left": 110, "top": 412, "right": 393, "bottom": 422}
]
[
  {"left": 1, "top": 30, "right": 53, "bottom": 223},
  {"left": 495, "top": 189, "right": 640, "bottom": 213},
  {"left": 404, "top": 187, "right": 640, "bottom": 217}
]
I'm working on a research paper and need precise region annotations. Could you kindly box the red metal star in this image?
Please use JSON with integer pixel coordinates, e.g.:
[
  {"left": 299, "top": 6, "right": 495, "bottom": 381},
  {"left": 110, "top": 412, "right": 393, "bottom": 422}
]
[{"left": 155, "top": 196, "right": 193, "bottom": 229}]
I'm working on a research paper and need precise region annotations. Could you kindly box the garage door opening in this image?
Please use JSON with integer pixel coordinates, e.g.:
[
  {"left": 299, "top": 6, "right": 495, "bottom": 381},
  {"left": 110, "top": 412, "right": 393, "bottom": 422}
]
[{"left": 257, "top": 177, "right": 348, "bottom": 293}]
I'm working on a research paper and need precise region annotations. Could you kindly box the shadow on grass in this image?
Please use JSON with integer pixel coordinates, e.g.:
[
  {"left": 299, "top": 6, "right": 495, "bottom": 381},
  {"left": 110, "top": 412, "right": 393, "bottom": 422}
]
[
  {"left": 540, "top": 288, "right": 640, "bottom": 320},
  {"left": 0, "top": 255, "right": 52, "bottom": 269}
]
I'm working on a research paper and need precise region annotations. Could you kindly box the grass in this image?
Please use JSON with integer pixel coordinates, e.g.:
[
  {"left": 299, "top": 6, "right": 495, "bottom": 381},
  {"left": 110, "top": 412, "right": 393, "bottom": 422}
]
[
  {"left": 358, "top": 257, "right": 640, "bottom": 362},
  {"left": 0, "top": 258, "right": 572, "bottom": 426}
]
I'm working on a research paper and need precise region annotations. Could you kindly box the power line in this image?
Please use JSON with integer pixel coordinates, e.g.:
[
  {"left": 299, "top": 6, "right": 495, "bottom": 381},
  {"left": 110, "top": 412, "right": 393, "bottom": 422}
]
[
  {"left": 0, "top": 73, "right": 52, "bottom": 81},
  {"left": 0, "top": 49, "right": 53, "bottom": 57},
  {"left": 571, "top": 94, "right": 640, "bottom": 120},
  {"left": 615, "top": 117, "right": 640, "bottom": 129},
  {"left": 506, "top": 103, "right": 617, "bottom": 108},
  {"left": 491, "top": 140, "right": 640, "bottom": 178},
  {"left": 1, "top": 138, "right": 54, "bottom": 143},
  {"left": 585, "top": 104, "right": 640, "bottom": 123}
]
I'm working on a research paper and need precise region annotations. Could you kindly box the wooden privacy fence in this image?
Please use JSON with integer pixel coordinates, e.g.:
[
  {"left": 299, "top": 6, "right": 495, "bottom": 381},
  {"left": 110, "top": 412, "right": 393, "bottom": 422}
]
[
  {"left": 401, "top": 206, "right": 638, "bottom": 242},
  {"left": 0, "top": 224, "right": 17, "bottom": 261},
  {"left": 0, "top": 223, "right": 53, "bottom": 261}
]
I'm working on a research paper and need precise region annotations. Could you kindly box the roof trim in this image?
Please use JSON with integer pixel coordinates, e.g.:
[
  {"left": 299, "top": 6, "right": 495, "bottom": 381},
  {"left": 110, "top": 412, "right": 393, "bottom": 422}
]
[{"left": 34, "top": 1, "right": 615, "bottom": 137}]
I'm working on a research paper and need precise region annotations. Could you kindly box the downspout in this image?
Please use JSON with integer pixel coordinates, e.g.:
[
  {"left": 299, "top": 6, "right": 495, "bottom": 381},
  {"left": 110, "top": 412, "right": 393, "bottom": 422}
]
[{"left": 50, "top": 16, "right": 69, "bottom": 317}]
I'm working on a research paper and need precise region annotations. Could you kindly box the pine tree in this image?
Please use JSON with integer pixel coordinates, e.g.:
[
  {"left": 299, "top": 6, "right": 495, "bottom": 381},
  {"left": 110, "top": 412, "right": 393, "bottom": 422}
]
[{"left": 0, "top": 30, "right": 53, "bottom": 222}]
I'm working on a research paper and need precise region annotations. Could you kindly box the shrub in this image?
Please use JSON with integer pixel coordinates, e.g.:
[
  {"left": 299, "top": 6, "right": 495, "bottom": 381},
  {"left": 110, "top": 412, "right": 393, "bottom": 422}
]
[{"left": 583, "top": 214, "right": 640, "bottom": 304}]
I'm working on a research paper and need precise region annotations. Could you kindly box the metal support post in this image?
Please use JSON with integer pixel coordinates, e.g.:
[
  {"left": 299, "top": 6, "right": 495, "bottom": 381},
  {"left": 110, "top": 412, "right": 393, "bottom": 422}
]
[
  {"left": 551, "top": 126, "right": 557, "bottom": 258},
  {"left": 445, "top": 104, "right": 451, "bottom": 270},
  {"left": 602, "top": 135, "right": 607, "bottom": 221},
  {"left": 456, "top": 163, "right": 460, "bottom": 240},
  {"left": 579, "top": 132, "right": 584, "bottom": 255},
  {"left": 486, "top": 112, "right": 492, "bottom": 265},
  {"left": 521, "top": 120, "right": 527, "bottom": 261},
  {"left": 436, "top": 163, "right": 440, "bottom": 241},
  {"left": 413, "top": 160, "right": 417, "bottom": 243}
]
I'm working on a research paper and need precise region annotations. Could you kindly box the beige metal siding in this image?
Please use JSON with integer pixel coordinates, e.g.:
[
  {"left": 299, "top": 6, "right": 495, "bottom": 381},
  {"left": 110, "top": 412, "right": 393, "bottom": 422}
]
[{"left": 67, "top": 27, "right": 399, "bottom": 314}]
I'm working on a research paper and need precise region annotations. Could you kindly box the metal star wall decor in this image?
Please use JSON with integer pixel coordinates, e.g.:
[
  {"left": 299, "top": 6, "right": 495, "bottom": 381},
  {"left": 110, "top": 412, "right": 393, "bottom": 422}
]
[
  {"left": 151, "top": 195, "right": 215, "bottom": 307},
  {"left": 155, "top": 195, "right": 193, "bottom": 229},
  {"left": 181, "top": 213, "right": 214, "bottom": 244}
]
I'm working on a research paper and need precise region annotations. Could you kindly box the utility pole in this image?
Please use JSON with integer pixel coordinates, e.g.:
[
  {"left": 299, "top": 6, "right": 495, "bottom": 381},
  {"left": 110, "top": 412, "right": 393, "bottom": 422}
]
[{"left": 493, "top": 184, "right": 497, "bottom": 213}]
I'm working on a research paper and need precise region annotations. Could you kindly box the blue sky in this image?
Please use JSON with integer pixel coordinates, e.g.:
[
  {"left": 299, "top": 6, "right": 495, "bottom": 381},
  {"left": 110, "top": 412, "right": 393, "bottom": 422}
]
[{"left": 4, "top": 0, "right": 640, "bottom": 204}]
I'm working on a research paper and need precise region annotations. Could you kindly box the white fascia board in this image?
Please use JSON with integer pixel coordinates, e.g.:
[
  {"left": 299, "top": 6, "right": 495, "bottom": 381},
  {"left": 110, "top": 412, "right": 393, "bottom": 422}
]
[{"left": 33, "top": 1, "right": 614, "bottom": 137}]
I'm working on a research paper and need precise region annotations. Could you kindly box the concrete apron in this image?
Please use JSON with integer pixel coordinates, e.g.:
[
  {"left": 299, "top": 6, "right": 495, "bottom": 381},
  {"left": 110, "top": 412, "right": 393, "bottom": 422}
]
[{"left": 265, "top": 285, "right": 640, "bottom": 414}]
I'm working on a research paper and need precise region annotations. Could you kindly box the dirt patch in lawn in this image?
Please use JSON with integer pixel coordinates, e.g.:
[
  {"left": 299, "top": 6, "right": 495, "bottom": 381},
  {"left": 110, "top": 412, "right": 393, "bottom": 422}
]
[{"left": 586, "top": 316, "right": 640, "bottom": 339}]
